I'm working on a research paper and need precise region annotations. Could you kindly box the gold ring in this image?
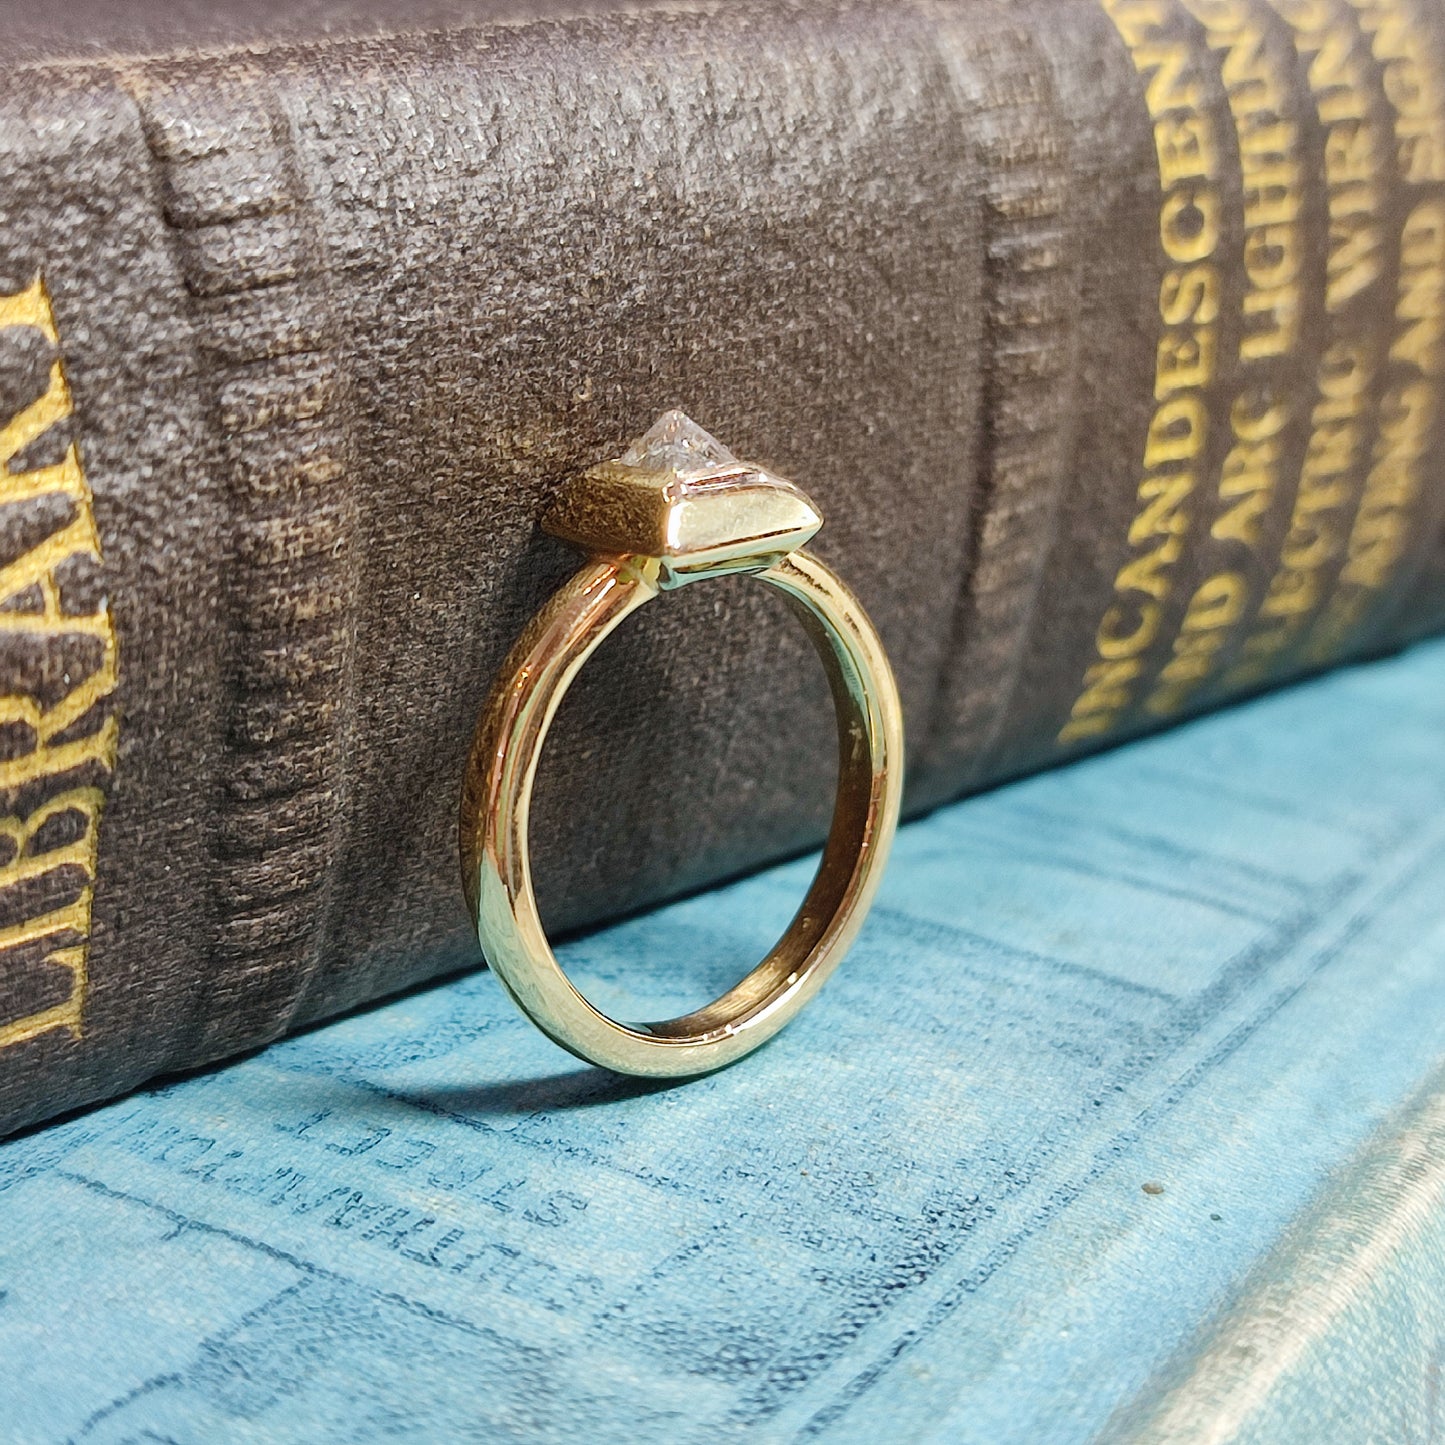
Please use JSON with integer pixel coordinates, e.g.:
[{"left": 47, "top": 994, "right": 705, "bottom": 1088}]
[{"left": 459, "top": 412, "right": 904, "bottom": 1077}]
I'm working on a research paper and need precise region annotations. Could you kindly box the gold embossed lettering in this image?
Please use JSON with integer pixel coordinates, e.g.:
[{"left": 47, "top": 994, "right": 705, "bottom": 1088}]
[
  {"left": 0, "top": 275, "right": 119, "bottom": 1054},
  {"left": 1063, "top": 0, "right": 1221, "bottom": 742}
]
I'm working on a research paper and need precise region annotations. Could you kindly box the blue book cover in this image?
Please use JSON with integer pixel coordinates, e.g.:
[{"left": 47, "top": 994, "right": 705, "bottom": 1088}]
[{"left": 2, "top": 639, "right": 1444, "bottom": 1443}]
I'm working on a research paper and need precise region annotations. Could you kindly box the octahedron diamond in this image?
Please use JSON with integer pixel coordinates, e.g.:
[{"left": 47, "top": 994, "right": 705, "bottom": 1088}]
[
  {"left": 618, "top": 410, "right": 740, "bottom": 479},
  {"left": 543, "top": 411, "right": 823, "bottom": 587}
]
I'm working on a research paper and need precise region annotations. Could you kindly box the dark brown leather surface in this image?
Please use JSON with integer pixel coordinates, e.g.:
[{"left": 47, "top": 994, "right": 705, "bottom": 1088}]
[
  {"left": 1, "top": 0, "right": 1442, "bottom": 1136},
  {"left": 6, "top": 0, "right": 688, "bottom": 62}
]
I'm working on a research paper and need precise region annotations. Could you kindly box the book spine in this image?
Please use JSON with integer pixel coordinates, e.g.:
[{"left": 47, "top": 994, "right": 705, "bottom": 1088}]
[
  {"left": 133, "top": 72, "right": 363, "bottom": 1060},
  {"left": 0, "top": 0, "right": 1442, "bottom": 1135},
  {"left": 969, "top": 0, "right": 1445, "bottom": 783},
  {"left": 0, "top": 276, "right": 120, "bottom": 1055}
]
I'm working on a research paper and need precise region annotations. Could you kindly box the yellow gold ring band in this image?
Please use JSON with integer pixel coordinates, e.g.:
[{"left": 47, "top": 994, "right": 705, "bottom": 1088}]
[{"left": 458, "top": 414, "right": 904, "bottom": 1077}]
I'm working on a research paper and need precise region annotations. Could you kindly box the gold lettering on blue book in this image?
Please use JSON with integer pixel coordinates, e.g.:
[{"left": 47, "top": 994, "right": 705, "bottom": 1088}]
[
  {"left": 1061, "top": 0, "right": 1223, "bottom": 743},
  {"left": 0, "top": 275, "right": 119, "bottom": 1054}
]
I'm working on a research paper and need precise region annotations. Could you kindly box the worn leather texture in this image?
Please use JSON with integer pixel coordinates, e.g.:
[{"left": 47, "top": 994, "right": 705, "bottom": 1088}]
[{"left": 1, "top": 0, "right": 1443, "bottom": 1135}]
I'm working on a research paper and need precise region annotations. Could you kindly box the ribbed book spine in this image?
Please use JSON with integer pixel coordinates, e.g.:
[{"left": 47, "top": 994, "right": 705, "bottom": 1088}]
[{"left": 0, "top": 0, "right": 1442, "bottom": 1134}]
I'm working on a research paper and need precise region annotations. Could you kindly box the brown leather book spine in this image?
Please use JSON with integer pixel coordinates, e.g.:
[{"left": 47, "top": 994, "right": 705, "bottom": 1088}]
[{"left": 0, "top": 0, "right": 1442, "bottom": 1136}]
